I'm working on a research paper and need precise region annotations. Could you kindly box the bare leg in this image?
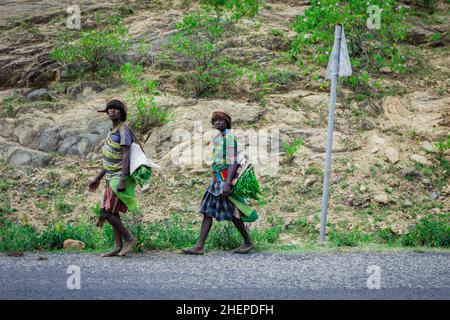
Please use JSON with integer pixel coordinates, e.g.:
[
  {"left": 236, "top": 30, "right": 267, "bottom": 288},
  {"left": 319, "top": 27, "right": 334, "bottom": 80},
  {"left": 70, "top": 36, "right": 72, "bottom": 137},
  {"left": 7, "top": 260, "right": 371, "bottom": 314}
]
[
  {"left": 101, "top": 213, "right": 123, "bottom": 257},
  {"left": 182, "top": 215, "right": 213, "bottom": 255},
  {"left": 104, "top": 211, "right": 134, "bottom": 256},
  {"left": 196, "top": 215, "right": 213, "bottom": 249},
  {"left": 232, "top": 218, "right": 254, "bottom": 253}
]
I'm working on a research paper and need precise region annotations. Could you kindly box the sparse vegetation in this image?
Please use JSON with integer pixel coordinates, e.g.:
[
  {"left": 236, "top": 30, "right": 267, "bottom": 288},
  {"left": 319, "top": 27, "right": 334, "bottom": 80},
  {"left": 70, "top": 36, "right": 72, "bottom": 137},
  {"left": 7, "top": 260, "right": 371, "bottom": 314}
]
[
  {"left": 291, "top": 0, "right": 409, "bottom": 90},
  {"left": 283, "top": 138, "right": 305, "bottom": 162},
  {"left": 160, "top": 0, "right": 259, "bottom": 97},
  {"left": 49, "top": 16, "right": 130, "bottom": 78},
  {"left": 120, "top": 63, "right": 169, "bottom": 134}
]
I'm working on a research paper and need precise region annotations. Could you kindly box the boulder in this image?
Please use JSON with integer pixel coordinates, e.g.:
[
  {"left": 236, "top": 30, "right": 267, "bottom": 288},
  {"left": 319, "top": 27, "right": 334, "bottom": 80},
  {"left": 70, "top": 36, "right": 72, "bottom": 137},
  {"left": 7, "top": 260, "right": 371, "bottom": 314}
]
[
  {"left": 63, "top": 239, "right": 85, "bottom": 250},
  {"left": 26, "top": 88, "right": 52, "bottom": 101},
  {"left": 373, "top": 193, "right": 388, "bottom": 205},
  {"left": 67, "top": 82, "right": 105, "bottom": 100},
  {"left": 0, "top": 137, "right": 51, "bottom": 167},
  {"left": 410, "top": 154, "right": 432, "bottom": 167},
  {"left": 384, "top": 147, "right": 399, "bottom": 164}
]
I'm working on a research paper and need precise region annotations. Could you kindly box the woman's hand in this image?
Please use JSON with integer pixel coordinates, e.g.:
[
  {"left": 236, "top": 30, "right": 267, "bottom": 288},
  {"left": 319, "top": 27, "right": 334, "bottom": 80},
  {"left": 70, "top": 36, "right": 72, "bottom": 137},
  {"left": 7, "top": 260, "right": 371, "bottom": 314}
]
[
  {"left": 117, "top": 178, "right": 126, "bottom": 192},
  {"left": 88, "top": 177, "right": 101, "bottom": 192}
]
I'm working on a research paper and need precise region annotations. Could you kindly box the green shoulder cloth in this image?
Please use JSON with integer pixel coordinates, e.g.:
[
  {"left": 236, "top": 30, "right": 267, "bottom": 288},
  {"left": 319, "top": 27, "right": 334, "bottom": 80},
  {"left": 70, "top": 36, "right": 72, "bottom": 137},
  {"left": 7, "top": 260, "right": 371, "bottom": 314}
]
[
  {"left": 229, "top": 194, "right": 259, "bottom": 223},
  {"left": 109, "top": 176, "right": 137, "bottom": 213}
]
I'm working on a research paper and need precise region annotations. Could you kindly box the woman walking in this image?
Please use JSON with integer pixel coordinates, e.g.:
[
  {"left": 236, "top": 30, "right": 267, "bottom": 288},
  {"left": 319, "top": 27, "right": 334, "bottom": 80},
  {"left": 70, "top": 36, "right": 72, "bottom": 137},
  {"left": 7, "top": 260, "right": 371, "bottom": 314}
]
[
  {"left": 182, "top": 110, "right": 254, "bottom": 255},
  {"left": 88, "top": 97, "right": 136, "bottom": 257}
]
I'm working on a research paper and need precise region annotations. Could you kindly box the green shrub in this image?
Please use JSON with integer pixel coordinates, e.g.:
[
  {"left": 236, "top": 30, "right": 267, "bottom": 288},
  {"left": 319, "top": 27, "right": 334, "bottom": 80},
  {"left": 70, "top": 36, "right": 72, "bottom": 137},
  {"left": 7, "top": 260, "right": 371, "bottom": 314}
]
[
  {"left": 161, "top": 0, "right": 259, "bottom": 97},
  {"left": 329, "top": 229, "right": 372, "bottom": 247},
  {"left": 0, "top": 221, "right": 40, "bottom": 253},
  {"left": 412, "top": 0, "right": 437, "bottom": 13},
  {"left": 120, "top": 63, "right": 169, "bottom": 133},
  {"left": 56, "top": 195, "right": 72, "bottom": 215},
  {"left": 291, "top": 0, "right": 409, "bottom": 88},
  {"left": 38, "top": 222, "right": 109, "bottom": 250},
  {"left": 50, "top": 18, "right": 130, "bottom": 77},
  {"left": 283, "top": 138, "right": 304, "bottom": 162},
  {"left": 1, "top": 91, "right": 24, "bottom": 118},
  {"left": 401, "top": 214, "right": 450, "bottom": 247}
]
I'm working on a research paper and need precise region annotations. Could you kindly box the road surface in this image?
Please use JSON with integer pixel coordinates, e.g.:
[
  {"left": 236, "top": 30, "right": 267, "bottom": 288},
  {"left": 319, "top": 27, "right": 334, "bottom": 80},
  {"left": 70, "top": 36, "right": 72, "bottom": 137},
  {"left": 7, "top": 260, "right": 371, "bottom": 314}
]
[{"left": 0, "top": 251, "right": 449, "bottom": 300}]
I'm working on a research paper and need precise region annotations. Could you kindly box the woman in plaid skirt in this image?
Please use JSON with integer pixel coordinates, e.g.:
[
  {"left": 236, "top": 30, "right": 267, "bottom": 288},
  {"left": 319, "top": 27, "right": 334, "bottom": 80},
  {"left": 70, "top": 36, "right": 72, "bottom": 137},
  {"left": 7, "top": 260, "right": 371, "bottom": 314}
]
[{"left": 182, "top": 110, "right": 254, "bottom": 255}]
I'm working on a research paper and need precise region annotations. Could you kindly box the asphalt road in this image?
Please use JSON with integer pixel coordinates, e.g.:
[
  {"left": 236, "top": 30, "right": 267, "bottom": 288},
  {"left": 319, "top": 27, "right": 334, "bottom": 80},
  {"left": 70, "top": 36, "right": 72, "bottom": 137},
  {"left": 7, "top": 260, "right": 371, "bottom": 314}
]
[{"left": 0, "top": 251, "right": 449, "bottom": 300}]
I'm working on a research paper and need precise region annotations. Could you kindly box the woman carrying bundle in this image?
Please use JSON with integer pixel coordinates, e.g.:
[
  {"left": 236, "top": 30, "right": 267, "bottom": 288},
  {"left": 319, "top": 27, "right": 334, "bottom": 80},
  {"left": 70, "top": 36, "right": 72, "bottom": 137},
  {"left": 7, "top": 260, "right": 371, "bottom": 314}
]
[{"left": 182, "top": 110, "right": 257, "bottom": 255}]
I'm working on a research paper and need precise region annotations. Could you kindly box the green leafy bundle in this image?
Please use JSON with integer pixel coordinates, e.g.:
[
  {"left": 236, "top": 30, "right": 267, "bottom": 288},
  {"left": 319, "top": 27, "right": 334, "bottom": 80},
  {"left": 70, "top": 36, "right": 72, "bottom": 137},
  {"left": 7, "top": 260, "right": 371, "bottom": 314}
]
[
  {"left": 232, "top": 166, "right": 266, "bottom": 204},
  {"left": 132, "top": 166, "right": 153, "bottom": 188}
]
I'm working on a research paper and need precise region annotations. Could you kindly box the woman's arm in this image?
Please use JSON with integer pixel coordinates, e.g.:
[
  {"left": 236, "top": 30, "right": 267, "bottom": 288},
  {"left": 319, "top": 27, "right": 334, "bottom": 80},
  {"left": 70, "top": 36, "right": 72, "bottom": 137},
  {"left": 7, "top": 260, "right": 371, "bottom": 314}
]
[
  {"left": 223, "top": 143, "right": 238, "bottom": 197},
  {"left": 88, "top": 169, "right": 105, "bottom": 192},
  {"left": 117, "top": 146, "right": 130, "bottom": 192}
]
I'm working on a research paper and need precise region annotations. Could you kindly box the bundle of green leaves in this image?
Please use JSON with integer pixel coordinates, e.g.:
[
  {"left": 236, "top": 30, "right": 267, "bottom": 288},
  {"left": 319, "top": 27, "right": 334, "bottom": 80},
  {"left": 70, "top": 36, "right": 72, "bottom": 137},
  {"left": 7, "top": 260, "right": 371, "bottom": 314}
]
[
  {"left": 132, "top": 166, "right": 153, "bottom": 188},
  {"left": 232, "top": 165, "right": 266, "bottom": 204}
]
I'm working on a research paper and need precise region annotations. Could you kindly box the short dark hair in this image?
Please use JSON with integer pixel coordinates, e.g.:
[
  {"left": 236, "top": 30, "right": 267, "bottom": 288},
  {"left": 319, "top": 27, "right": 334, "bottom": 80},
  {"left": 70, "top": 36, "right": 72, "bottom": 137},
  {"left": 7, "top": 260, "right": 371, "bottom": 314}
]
[{"left": 106, "top": 100, "right": 126, "bottom": 121}]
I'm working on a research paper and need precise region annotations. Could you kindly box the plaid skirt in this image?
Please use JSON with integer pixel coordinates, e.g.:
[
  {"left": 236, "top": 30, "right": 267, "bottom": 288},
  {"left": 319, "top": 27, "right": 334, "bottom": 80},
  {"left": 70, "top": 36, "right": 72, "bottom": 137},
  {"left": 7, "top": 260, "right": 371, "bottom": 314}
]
[{"left": 199, "top": 180, "right": 241, "bottom": 221}]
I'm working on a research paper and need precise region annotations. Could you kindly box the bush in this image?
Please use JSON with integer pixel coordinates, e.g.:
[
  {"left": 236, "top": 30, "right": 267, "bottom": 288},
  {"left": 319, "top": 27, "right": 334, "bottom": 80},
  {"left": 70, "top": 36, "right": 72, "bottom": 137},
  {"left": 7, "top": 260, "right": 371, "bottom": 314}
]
[
  {"left": 401, "top": 214, "right": 450, "bottom": 247},
  {"left": 50, "top": 18, "right": 130, "bottom": 77},
  {"left": 1, "top": 91, "right": 24, "bottom": 118},
  {"left": 283, "top": 138, "right": 304, "bottom": 162},
  {"left": 0, "top": 221, "right": 40, "bottom": 253},
  {"left": 329, "top": 229, "right": 372, "bottom": 247},
  {"left": 120, "top": 63, "right": 169, "bottom": 133},
  {"left": 161, "top": 0, "right": 259, "bottom": 97},
  {"left": 291, "top": 0, "right": 409, "bottom": 88},
  {"left": 412, "top": 0, "right": 437, "bottom": 13}
]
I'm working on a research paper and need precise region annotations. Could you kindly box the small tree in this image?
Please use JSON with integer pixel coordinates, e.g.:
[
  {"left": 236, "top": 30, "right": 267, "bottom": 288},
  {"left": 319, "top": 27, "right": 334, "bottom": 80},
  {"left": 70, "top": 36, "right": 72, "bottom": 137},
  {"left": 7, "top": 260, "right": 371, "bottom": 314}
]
[
  {"left": 161, "top": 0, "right": 260, "bottom": 97},
  {"left": 290, "top": 0, "right": 408, "bottom": 88},
  {"left": 50, "top": 18, "right": 130, "bottom": 77},
  {"left": 120, "top": 63, "right": 169, "bottom": 135}
]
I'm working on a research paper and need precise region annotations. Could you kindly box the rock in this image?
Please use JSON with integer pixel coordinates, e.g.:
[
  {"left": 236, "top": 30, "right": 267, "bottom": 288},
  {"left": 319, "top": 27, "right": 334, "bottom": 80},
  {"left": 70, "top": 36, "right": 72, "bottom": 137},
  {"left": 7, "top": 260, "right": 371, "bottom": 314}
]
[
  {"left": 374, "top": 193, "right": 388, "bottom": 205},
  {"left": 402, "top": 200, "right": 413, "bottom": 208},
  {"left": 380, "top": 67, "right": 392, "bottom": 74},
  {"left": 430, "top": 192, "right": 439, "bottom": 200},
  {"left": 26, "top": 88, "right": 52, "bottom": 101},
  {"left": 360, "top": 120, "right": 375, "bottom": 131},
  {"left": 384, "top": 147, "right": 399, "bottom": 164},
  {"left": 36, "top": 180, "right": 51, "bottom": 193},
  {"left": 0, "top": 138, "right": 51, "bottom": 167},
  {"left": 420, "top": 141, "right": 437, "bottom": 154},
  {"left": 381, "top": 93, "right": 450, "bottom": 138},
  {"left": 315, "top": 224, "right": 330, "bottom": 235},
  {"left": 67, "top": 82, "right": 105, "bottom": 100},
  {"left": 410, "top": 154, "right": 432, "bottom": 167},
  {"left": 401, "top": 167, "right": 421, "bottom": 178},
  {"left": 370, "top": 135, "right": 386, "bottom": 145},
  {"left": 305, "top": 130, "right": 356, "bottom": 153},
  {"left": 443, "top": 185, "right": 450, "bottom": 196},
  {"left": 59, "top": 177, "right": 71, "bottom": 188},
  {"left": 63, "top": 239, "right": 85, "bottom": 250},
  {"left": 36, "top": 256, "right": 48, "bottom": 261},
  {"left": 303, "top": 176, "right": 318, "bottom": 187}
]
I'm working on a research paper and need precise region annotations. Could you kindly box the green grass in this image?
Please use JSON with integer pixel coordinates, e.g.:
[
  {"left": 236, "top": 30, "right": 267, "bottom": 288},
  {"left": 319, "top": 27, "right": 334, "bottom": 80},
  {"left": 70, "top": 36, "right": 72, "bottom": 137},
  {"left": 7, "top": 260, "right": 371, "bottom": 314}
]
[{"left": 0, "top": 211, "right": 284, "bottom": 253}]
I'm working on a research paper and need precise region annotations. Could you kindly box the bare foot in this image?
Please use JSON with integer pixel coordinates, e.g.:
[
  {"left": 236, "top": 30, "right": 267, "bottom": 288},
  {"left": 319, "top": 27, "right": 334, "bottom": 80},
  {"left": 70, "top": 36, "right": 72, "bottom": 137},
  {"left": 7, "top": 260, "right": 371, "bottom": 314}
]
[
  {"left": 181, "top": 247, "right": 205, "bottom": 255},
  {"left": 101, "top": 248, "right": 122, "bottom": 257},
  {"left": 234, "top": 243, "right": 254, "bottom": 254},
  {"left": 118, "top": 239, "right": 134, "bottom": 257}
]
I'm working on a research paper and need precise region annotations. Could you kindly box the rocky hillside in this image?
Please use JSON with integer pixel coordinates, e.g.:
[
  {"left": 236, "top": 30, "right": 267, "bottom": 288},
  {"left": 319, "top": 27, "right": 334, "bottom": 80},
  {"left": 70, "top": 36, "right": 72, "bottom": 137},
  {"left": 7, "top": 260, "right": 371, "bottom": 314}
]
[{"left": 0, "top": 0, "right": 448, "bottom": 246}]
